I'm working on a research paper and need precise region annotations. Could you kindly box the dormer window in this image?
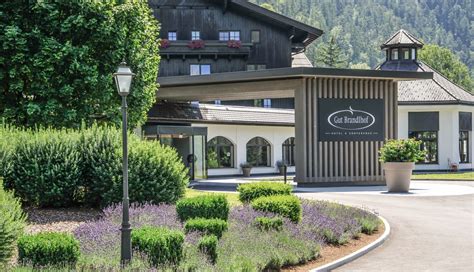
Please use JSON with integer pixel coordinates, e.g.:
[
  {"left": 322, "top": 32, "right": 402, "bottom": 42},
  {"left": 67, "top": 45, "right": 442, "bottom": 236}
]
[
  {"left": 401, "top": 48, "right": 410, "bottom": 60},
  {"left": 191, "top": 31, "right": 200, "bottom": 40},
  {"left": 218, "top": 31, "right": 240, "bottom": 41},
  {"left": 168, "top": 31, "right": 177, "bottom": 41},
  {"left": 391, "top": 49, "right": 399, "bottom": 60}
]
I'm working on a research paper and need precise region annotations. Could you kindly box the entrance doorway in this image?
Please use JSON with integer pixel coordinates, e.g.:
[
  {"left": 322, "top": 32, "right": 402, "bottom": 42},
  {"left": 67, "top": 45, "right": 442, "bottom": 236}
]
[{"left": 145, "top": 125, "right": 207, "bottom": 181}]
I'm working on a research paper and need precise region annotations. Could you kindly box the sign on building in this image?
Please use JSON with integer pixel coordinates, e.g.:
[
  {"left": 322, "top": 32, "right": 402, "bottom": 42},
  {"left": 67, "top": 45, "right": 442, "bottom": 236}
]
[{"left": 318, "top": 99, "right": 385, "bottom": 141}]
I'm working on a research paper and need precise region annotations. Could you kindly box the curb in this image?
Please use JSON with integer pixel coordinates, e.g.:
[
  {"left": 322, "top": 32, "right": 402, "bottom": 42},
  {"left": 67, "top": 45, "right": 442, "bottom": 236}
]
[{"left": 310, "top": 215, "right": 391, "bottom": 272}]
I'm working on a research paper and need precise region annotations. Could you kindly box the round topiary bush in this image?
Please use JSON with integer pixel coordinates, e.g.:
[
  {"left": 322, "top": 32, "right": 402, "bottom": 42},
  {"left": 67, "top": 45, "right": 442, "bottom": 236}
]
[
  {"left": 237, "top": 182, "right": 292, "bottom": 203},
  {"left": 18, "top": 232, "right": 80, "bottom": 267},
  {"left": 251, "top": 195, "right": 302, "bottom": 223},
  {"left": 0, "top": 180, "right": 27, "bottom": 266}
]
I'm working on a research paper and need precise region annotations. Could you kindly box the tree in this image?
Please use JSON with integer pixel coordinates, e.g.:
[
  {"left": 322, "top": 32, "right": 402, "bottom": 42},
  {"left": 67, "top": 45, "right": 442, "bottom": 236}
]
[
  {"left": 419, "top": 44, "right": 473, "bottom": 92},
  {"left": 0, "top": 2, "right": 160, "bottom": 128},
  {"left": 260, "top": 3, "right": 276, "bottom": 12},
  {"left": 316, "top": 36, "right": 347, "bottom": 68}
]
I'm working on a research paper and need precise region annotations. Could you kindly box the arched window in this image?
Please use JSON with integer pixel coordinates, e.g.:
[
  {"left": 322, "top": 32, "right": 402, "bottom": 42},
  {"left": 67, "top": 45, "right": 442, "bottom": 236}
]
[
  {"left": 207, "top": 136, "right": 234, "bottom": 168},
  {"left": 246, "top": 137, "right": 271, "bottom": 167},
  {"left": 282, "top": 137, "right": 295, "bottom": 166}
]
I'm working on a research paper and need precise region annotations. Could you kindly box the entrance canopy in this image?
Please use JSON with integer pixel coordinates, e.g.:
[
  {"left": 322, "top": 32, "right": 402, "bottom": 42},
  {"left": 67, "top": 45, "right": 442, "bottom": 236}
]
[
  {"left": 157, "top": 67, "right": 432, "bottom": 101},
  {"left": 156, "top": 67, "right": 433, "bottom": 186}
]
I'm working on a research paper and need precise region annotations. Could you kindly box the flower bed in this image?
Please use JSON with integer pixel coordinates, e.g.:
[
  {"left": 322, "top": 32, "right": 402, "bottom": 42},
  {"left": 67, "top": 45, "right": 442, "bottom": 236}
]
[{"left": 65, "top": 199, "right": 378, "bottom": 270}]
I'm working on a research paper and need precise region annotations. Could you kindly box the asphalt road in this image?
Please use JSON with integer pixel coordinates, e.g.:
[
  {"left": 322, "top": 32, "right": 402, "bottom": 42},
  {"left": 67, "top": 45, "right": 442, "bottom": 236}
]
[{"left": 295, "top": 180, "right": 474, "bottom": 272}]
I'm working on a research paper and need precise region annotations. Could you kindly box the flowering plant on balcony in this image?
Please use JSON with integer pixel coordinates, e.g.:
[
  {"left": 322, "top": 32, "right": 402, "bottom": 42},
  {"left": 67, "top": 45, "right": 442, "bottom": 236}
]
[
  {"left": 159, "top": 39, "right": 171, "bottom": 49},
  {"left": 187, "top": 39, "right": 205, "bottom": 49},
  {"left": 227, "top": 40, "right": 242, "bottom": 49}
]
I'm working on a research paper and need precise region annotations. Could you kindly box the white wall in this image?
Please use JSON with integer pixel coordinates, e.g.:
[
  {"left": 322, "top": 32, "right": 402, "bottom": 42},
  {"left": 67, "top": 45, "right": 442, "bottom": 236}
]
[
  {"left": 398, "top": 104, "right": 474, "bottom": 171},
  {"left": 192, "top": 123, "right": 295, "bottom": 176}
]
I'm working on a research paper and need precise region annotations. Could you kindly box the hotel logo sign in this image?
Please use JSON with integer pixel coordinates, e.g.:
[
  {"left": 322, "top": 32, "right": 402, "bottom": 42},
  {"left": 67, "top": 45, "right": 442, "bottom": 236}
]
[{"left": 318, "top": 99, "right": 384, "bottom": 141}]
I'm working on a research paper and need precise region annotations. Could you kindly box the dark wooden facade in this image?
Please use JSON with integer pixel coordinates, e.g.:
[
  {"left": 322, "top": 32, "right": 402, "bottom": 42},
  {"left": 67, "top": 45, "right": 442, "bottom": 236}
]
[{"left": 149, "top": 0, "right": 321, "bottom": 77}]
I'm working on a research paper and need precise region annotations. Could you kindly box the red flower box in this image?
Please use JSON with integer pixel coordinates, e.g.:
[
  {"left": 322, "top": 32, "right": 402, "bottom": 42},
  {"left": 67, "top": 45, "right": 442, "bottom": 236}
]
[
  {"left": 187, "top": 39, "right": 205, "bottom": 49},
  {"left": 159, "top": 39, "right": 170, "bottom": 49},
  {"left": 227, "top": 40, "right": 242, "bottom": 49}
]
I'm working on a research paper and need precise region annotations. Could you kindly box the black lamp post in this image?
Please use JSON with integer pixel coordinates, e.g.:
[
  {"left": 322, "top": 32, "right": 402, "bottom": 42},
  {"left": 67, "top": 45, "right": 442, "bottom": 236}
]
[{"left": 113, "top": 62, "right": 135, "bottom": 264}]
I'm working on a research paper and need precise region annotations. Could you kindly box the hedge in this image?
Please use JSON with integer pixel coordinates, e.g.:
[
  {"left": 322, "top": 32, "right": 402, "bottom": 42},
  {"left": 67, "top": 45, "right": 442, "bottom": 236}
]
[
  {"left": 176, "top": 195, "right": 229, "bottom": 221},
  {"left": 0, "top": 124, "right": 189, "bottom": 207},
  {"left": 251, "top": 195, "right": 302, "bottom": 223},
  {"left": 237, "top": 182, "right": 292, "bottom": 203},
  {"left": 18, "top": 232, "right": 80, "bottom": 267},
  {"left": 0, "top": 180, "right": 26, "bottom": 266},
  {"left": 185, "top": 218, "right": 228, "bottom": 238},
  {"left": 198, "top": 235, "right": 218, "bottom": 264},
  {"left": 254, "top": 217, "right": 283, "bottom": 231},
  {"left": 131, "top": 226, "right": 185, "bottom": 266}
]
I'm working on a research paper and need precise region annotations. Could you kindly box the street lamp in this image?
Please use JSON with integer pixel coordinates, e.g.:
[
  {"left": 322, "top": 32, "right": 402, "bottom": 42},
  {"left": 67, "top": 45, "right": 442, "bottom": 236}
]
[{"left": 113, "top": 62, "right": 135, "bottom": 264}]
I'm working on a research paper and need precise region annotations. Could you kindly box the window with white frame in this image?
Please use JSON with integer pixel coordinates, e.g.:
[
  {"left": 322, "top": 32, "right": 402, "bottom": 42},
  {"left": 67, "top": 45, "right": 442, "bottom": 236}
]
[
  {"left": 190, "top": 64, "right": 211, "bottom": 76},
  {"left": 215, "top": 100, "right": 221, "bottom": 105},
  {"left": 168, "top": 31, "right": 177, "bottom": 41},
  {"left": 230, "top": 31, "right": 240, "bottom": 40},
  {"left": 191, "top": 31, "right": 200, "bottom": 40},
  {"left": 219, "top": 31, "right": 229, "bottom": 41}
]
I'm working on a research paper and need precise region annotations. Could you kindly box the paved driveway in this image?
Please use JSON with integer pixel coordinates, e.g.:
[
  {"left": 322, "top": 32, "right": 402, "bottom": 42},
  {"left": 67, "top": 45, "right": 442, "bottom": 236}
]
[{"left": 296, "top": 180, "right": 474, "bottom": 272}]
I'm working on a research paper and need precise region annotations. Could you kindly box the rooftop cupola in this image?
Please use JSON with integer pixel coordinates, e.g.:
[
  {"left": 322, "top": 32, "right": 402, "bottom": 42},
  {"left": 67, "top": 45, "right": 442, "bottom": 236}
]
[{"left": 381, "top": 29, "right": 423, "bottom": 62}]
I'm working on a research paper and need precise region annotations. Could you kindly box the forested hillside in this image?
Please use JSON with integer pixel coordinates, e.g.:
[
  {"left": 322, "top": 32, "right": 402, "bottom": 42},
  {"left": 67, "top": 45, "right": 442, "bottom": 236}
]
[{"left": 252, "top": 0, "right": 473, "bottom": 74}]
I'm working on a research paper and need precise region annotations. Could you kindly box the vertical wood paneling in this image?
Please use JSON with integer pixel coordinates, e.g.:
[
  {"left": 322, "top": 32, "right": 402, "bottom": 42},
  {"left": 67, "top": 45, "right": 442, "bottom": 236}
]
[{"left": 296, "top": 77, "right": 398, "bottom": 184}]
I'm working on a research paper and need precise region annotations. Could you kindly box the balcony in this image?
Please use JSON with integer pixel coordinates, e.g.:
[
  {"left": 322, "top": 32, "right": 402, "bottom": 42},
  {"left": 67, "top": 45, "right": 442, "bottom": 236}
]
[{"left": 160, "top": 40, "right": 253, "bottom": 59}]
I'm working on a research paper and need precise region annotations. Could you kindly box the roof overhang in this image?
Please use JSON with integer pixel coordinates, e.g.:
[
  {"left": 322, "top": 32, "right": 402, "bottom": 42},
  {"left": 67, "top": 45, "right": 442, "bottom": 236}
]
[{"left": 156, "top": 67, "right": 433, "bottom": 101}]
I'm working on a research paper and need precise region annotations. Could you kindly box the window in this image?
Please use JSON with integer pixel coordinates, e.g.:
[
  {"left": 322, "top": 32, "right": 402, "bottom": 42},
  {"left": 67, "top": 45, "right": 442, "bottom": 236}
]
[
  {"left": 219, "top": 31, "right": 240, "bottom": 41},
  {"left": 254, "top": 99, "right": 262, "bottom": 107},
  {"left": 282, "top": 137, "right": 295, "bottom": 166},
  {"left": 401, "top": 48, "right": 410, "bottom": 60},
  {"left": 207, "top": 136, "right": 234, "bottom": 168},
  {"left": 190, "top": 64, "right": 211, "bottom": 76},
  {"left": 191, "top": 31, "right": 200, "bottom": 40},
  {"left": 214, "top": 100, "right": 221, "bottom": 105},
  {"left": 411, "top": 48, "right": 416, "bottom": 60},
  {"left": 219, "top": 31, "right": 229, "bottom": 41},
  {"left": 409, "top": 131, "right": 438, "bottom": 164},
  {"left": 459, "top": 131, "right": 470, "bottom": 163},
  {"left": 263, "top": 99, "right": 271, "bottom": 108},
  {"left": 246, "top": 64, "right": 266, "bottom": 71},
  {"left": 168, "top": 31, "right": 177, "bottom": 41},
  {"left": 251, "top": 30, "right": 260, "bottom": 43},
  {"left": 246, "top": 137, "right": 271, "bottom": 167},
  {"left": 391, "top": 49, "right": 398, "bottom": 60},
  {"left": 230, "top": 31, "right": 240, "bottom": 41}
]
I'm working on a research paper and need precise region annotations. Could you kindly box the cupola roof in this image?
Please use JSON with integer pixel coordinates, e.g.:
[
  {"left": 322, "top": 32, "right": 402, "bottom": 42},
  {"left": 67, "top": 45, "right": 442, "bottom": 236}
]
[{"left": 381, "top": 29, "right": 423, "bottom": 50}]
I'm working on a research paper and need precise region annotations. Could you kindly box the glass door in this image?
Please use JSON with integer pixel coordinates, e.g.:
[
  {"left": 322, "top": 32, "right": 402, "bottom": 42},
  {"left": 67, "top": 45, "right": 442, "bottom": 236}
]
[{"left": 192, "top": 135, "right": 207, "bottom": 180}]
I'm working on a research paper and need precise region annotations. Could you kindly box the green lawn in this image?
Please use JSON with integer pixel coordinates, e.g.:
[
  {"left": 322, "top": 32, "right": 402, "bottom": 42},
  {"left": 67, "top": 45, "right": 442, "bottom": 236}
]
[
  {"left": 185, "top": 189, "right": 241, "bottom": 206},
  {"left": 412, "top": 172, "right": 473, "bottom": 180}
]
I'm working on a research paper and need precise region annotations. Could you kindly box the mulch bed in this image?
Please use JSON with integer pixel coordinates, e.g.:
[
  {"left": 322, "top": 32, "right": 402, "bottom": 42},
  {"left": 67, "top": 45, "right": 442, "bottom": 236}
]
[
  {"left": 24, "top": 207, "right": 102, "bottom": 234},
  {"left": 283, "top": 223, "right": 385, "bottom": 271}
]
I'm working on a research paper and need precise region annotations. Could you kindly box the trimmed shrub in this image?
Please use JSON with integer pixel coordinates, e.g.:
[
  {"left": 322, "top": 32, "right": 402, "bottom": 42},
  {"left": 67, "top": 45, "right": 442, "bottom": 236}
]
[
  {"left": 176, "top": 195, "right": 229, "bottom": 221},
  {"left": 185, "top": 218, "right": 228, "bottom": 238},
  {"left": 237, "top": 182, "right": 292, "bottom": 202},
  {"left": 0, "top": 125, "right": 189, "bottom": 207},
  {"left": 18, "top": 232, "right": 80, "bottom": 267},
  {"left": 0, "top": 180, "right": 27, "bottom": 265},
  {"left": 7, "top": 128, "right": 82, "bottom": 207},
  {"left": 251, "top": 195, "right": 302, "bottom": 223},
  {"left": 254, "top": 217, "right": 283, "bottom": 231},
  {"left": 131, "top": 226, "right": 184, "bottom": 266},
  {"left": 198, "top": 235, "right": 218, "bottom": 264}
]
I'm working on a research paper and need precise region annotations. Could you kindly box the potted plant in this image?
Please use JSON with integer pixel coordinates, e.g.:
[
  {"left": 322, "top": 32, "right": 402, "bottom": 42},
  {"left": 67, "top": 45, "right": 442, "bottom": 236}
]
[
  {"left": 240, "top": 162, "right": 252, "bottom": 177},
  {"left": 276, "top": 160, "right": 287, "bottom": 175},
  {"left": 379, "top": 138, "right": 426, "bottom": 192}
]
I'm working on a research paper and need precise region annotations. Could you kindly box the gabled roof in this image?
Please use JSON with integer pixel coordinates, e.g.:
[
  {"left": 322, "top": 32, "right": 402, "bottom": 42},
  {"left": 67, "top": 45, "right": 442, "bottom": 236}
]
[
  {"left": 224, "top": 0, "right": 323, "bottom": 46},
  {"left": 381, "top": 29, "right": 424, "bottom": 49},
  {"left": 147, "top": 102, "right": 295, "bottom": 126},
  {"left": 378, "top": 60, "right": 474, "bottom": 105}
]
